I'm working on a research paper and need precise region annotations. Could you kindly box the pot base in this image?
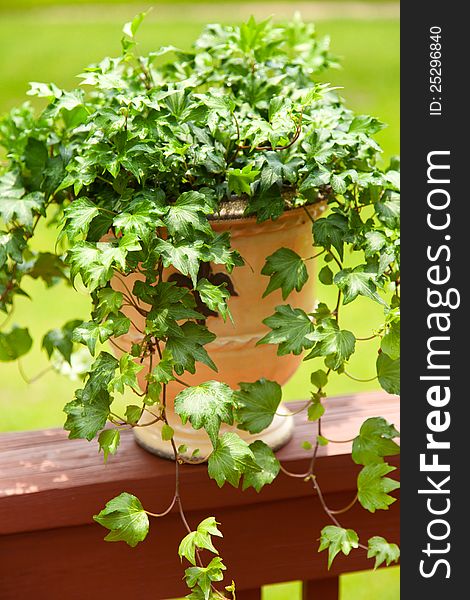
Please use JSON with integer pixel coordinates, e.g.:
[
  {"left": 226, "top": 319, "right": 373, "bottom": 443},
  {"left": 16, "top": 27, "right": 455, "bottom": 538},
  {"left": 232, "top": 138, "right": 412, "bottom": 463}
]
[{"left": 133, "top": 402, "right": 294, "bottom": 461}]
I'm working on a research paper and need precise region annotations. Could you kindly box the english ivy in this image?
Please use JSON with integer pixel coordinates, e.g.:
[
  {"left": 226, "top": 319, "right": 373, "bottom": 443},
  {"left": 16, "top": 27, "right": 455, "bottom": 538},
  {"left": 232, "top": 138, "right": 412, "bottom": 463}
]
[{"left": 0, "top": 12, "right": 400, "bottom": 593}]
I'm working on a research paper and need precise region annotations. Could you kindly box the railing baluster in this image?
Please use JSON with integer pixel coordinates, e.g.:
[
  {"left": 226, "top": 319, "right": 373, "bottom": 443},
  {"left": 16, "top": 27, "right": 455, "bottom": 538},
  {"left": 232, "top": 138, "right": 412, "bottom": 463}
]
[{"left": 302, "top": 577, "right": 339, "bottom": 599}]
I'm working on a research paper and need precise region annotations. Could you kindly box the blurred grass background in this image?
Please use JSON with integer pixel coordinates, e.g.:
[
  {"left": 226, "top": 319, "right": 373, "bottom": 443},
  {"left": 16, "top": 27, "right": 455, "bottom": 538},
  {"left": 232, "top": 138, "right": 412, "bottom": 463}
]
[{"left": 0, "top": 2, "right": 399, "bottom": 598}]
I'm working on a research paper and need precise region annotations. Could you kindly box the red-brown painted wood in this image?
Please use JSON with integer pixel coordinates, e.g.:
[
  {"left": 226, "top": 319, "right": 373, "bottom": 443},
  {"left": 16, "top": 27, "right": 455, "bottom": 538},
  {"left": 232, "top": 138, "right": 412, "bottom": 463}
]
[
  {"left": 302, "top": 577, "right": 339, "bottom": 599},
  {"left": 0, "top": 392, "right": 399, "bottom": 599}
]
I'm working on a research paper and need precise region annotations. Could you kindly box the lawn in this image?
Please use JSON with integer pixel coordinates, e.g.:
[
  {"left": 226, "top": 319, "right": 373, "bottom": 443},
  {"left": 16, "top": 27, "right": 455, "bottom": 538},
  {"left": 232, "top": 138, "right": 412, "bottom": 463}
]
[{"left": 0, "top": 4, "right": 399, "bottom": 599}]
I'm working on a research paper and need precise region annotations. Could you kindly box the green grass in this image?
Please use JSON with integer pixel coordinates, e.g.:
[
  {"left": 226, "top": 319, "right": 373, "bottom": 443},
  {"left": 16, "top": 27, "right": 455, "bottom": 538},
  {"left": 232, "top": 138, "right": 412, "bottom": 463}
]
[{"left": 0, "top": 7, "right": 399, "bottom": 599}]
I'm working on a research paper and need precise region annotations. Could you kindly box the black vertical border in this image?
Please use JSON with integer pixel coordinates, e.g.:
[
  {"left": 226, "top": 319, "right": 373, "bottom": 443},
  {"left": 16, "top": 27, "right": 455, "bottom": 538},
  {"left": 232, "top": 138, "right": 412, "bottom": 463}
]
[{"left": 401, "top": 3, "right": 465, "bottom": 597}]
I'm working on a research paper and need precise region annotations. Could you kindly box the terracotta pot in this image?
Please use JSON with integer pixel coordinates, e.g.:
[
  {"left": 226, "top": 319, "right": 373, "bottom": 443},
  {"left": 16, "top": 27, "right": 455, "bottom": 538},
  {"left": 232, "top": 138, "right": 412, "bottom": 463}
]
[{"left": 111, "top": 202, "right": 325, "bottom": 459}]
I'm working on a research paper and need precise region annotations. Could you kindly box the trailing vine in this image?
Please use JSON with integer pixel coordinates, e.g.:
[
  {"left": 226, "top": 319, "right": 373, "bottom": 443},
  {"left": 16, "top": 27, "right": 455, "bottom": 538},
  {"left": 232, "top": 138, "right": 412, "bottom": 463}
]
[{"left": 0, "top": 14, "right": 400, "bottom": 598}]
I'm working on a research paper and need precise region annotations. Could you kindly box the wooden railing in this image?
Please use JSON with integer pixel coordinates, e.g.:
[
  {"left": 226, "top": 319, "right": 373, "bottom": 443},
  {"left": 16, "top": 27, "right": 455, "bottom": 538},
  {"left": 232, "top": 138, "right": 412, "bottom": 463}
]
[{"left": 0, "top": 392, "right": 399, "bottom": 599}]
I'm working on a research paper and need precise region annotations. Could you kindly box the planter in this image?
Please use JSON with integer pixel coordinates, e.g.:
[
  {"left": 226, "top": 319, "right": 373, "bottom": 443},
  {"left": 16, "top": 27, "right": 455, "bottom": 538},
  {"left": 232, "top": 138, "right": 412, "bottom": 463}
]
[{"left": 111, "top": 202, "right": 325, "bottom": 459}]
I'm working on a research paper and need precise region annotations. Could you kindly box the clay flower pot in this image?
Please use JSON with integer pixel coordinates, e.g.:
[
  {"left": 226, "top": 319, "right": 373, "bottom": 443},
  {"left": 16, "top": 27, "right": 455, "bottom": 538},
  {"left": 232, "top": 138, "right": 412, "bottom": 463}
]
[{"left": 112, "top": 202, "right": 325, "bottom": 459}]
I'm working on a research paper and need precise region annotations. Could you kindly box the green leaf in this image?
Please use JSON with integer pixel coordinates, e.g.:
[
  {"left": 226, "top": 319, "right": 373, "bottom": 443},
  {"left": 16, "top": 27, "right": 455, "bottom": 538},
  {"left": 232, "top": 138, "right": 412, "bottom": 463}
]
[
  {"left": 318, "top": 526, "right": 359, "bottom": 569},
  {"left": 196, "top": 278, "right": 231, "bottom": 321},
  {"left": 184, "top": 557, "right": 226, "bottom": 600},
  {"left": 108, "top": 353, "right": 144, "bottom": 394},
  {"left": 164, "top": 191, "right": 212, "bottom": 239},
  {"left": 94, "top": 492, "right": 149, "bottom": 547},
  {"left": 208, "top": 432, "right": 259, "bottom": 488},
  {"left": 98, "top": 429, "right": 120, "bottom": 462},
  {"left": 348, "top": 115, "right": 385, "bottom": 134},
  {"left": 310, "top": 369, "right": 328, "bottom": 389},
  {"left": 125, "top": 404, "right": 142, "bottom": 425},
  {"left": 72, "top": 312, "right": 130, "bottom": 355},
  {"left": 42, "top": 319, "right": 82, "bottom": 364},
  {"left": 0, "top": 327, "right": 33, "bottom": 361},
  {"left": 318, "top": 265, "right": 333, "bottom": 285},
  {"left": 242, "top": 440, "right": 280, "bottom": 492},
  {"left": 305, "top": 318, "right": 355, "bottom": 370},
  {"left": 123, "top": 11, "right": 147, "bottom": 38},
  {"left": 313, "top": 214, "right": 348, "bottom": 260},
  {"left": 161, "top": 423, "right": 174, "bottom": 441},
  {"left": 166, "top": 322, "right": 217, "bottom": 375},
  {"left": 367, "top": 536, "right": 400, "bottom": 569},
  {"left": 64, "top": 387, "right": 111, "bottom": 441},
  {"left": 376, "top": 352, "right": 400, "bottom": 395},
  {"left": 352, "top": 417, "right": 400, "bottom": 466},
  {"left": 152, "top": 350, "right": 174, "bottom": 384},
  {"left": 0, "top": 173, "right": 45, "bottom": 230},
  {"left": 334, "top": 267, "right": 386, "bottom": 306},
  {"left": 380, "top": 322, "right": 400, "bottom": 360},
  {"left": 62, "top": 197, "right": 100, "bottom": 241},
  {"left": 357, "top": 463, "right": 400, "bottom": 512},
  {"left": 376, "top": 190, "right": 400, "bottom": 228},
  {"left": 234, "top": 379, "right": 282, "bottom": 434},
  {"left": 261, "top": 248, "right": 308, "bottom": 300},
  {"left": 175, "top": 381, "right": 234, "bottom": 447},
  {"left": 227, "top": 164, "right": 260, "bottom": 196},
  {"left": 178, "top": 517, "right": 222, "bottom": 566},
  {"left": 307, "top": 400, "right": 325, "bottom": 422},
  {"left": 245, "top": 184, "right": 285, "bottom": 222},
  {"left": 258, "top": 304, "right": 314, "bottom": 356},
  {"left": 155, "top": 238, "right": 203, "bottom": 287},
  {"left": 95, "top": 288, "right": 123, "bottom": 321}
]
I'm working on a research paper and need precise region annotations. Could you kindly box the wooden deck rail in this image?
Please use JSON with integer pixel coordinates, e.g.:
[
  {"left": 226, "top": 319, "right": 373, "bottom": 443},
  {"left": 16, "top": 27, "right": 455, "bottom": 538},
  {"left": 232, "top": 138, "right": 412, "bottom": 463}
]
[{"left": 0, "top": 392, "right": 399, "bottom": 599}]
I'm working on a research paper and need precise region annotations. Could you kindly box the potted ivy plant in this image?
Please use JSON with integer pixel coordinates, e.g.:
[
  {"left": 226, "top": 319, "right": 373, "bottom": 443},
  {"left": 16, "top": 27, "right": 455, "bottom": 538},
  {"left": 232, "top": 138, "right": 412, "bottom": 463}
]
[{"left": 0, "top": 13, "right": 400, "bottom": 598}]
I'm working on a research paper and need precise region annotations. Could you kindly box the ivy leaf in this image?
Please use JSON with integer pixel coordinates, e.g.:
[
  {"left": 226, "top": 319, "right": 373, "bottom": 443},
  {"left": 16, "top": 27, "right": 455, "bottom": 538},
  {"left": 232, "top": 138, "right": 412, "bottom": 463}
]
[
  {"left": 352, "top": 417, "right": 400, "bottom": 465},
  {"left": 95, "top": 288, "right": 123, "bottom": 321},
  {"left": 376, "top": 190, "right": 400, "bottom": 228},
  {"left": 310, "top": 369, "right": 328, "bottom": 389},
  {"left": 166, "top": 322, "right": 217, "bottom": 375},
  {"left": 196, "top": 278, "right": 231, "bottom": 321},
  {"left": 155, "top": 238, "right": 203, "bottom": 287},
  {"left": 72, "top": 312, "right": 130, "bottom": 355},
  {"left": 125, "top": 405, "right": 142, "bottom": 425},
  {"left": 313, "top": 214, "right": 348, "bottom": 260},
  {"left": 208, "top": 432, "right": 259, "bottom": 488},
  {"left": 234, "top": 379, "right": 282, "bottom": 434},
  {"left": 200, "top": 232, "right": 244, "bottom": 273},
  {"left": 0, "top": 326, "right": 33, "bottom": 361},
  {"left": 258, "top": 305, "right": 314, "bottom": 356},
  {"left": 242, "top": 440, "right": 280, "bottom": 492},
  {"left": 245, "top": 184, "right": 285, "bottom": 222},
  {"left": 318, "top": 526, "right": 359, "bottom": 569},
  {"left": 357, "top": 463, "right": 400, "bottom": 512},
  {"left": 98, "top": 429, "right": 120, "bottom": 462},
  {"left": 376, "top": 352, "right": 400, "bottom": 395},
  {"left": 0, "top": 172, "right": 45, "bottom": 230},
  {"left": 184, "top": 557, "right": 226, "bottom": 600},
  {"left": 93, "top": 492, "right": 149, "bottom": 547},
  {"left": 175, "top": 381, "right": 234, "bottom": 447},
  {"left": 62, "top": 197, "right": 100, "bottom": 241},
  {"left": 164, "top": 191, "right": 212, "bottom": 239},
  {"left": 261, "top": 248, "right": 308, "bottom": 300},
  {"left": 318, "top": 265, "right": 333, "bottom": 285},
  {"left": 305, "top": 318, "right": 355, "bottom": 369},
  {"left": 307, "top": 399, "right": 325, "bottom": 421},
  {"left": 64, "top": 387, "right": 111, "bottom": 441},
  {"left": 152, "top": 349, "right": 174, "bottom": 383},
  {"left": 381, "top": 322, "right": 400, "bottom": 360},
  {"left": 334, "top": 267, "right": 386, "bottom": 306},
  {"left": 42, "top": 319, "right": 82, "bottom": 364},
  {"left": 108, "top": 353, "right": 143, "bottom": 394},
  {"left": 227, "top": 164, "right": 259, "bottom": 196},
  {"left": 348, "top": 115, "right": 385, "bottom": 134},
  {"left": 367, "top": 536, "right": 400, "bottom": 569},
  {"left": 178, "top": 517, "right": 222, "bottom": 566}
]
